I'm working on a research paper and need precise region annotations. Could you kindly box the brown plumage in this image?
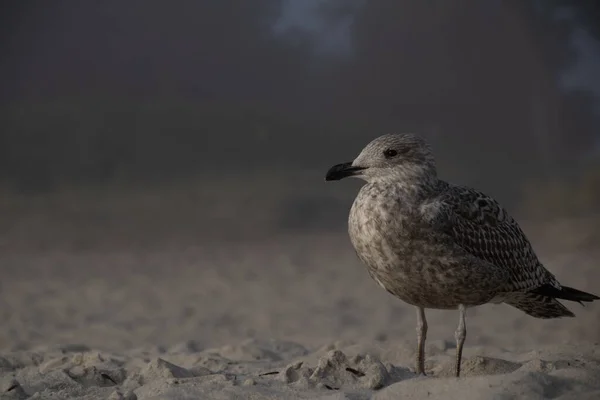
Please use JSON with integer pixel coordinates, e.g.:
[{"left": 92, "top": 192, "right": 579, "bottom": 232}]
[{"left": 325, "top": 133, "right": 599, "bottom": 377}]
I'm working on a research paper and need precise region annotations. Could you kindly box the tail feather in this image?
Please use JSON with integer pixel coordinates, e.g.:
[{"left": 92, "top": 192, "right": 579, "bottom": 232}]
[
  {"left": 531, "top": 284, "right": 600, "bottom": 304},
  {"left": 505, "top": 284, "right": 599, "bottom": 319},
  {"left": 504, "top": 292, "right": 575, "bottom": 319}
]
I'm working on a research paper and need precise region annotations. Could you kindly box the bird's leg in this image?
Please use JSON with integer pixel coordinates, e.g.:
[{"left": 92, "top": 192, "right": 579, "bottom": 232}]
[
  {"left": 415, "top": 306, "right": 427, "bottom": 375},
  {"left": 454, "top": 304, "right": 467, "bottom": 377}
]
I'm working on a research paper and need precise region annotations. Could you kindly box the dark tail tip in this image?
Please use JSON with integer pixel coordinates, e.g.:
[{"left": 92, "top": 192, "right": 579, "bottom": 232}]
[{"left": 532, "top": 284, "right": 600, "bottom": 303}]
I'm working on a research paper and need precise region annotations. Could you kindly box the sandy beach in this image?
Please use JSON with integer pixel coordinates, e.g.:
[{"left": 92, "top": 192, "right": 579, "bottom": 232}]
[{"left": 1, "top": 186, "right": 599, "bottom": 399}]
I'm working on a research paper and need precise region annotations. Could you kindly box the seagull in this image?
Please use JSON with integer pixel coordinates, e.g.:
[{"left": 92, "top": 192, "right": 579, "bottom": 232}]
[{"left": 325, "top": 133, "right": 599, "bottom": 377}]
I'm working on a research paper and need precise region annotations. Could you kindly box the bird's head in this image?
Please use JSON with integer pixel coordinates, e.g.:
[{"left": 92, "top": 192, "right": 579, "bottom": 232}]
[{"left": 325, "top": 133, "right": 437, "bottom": 184}]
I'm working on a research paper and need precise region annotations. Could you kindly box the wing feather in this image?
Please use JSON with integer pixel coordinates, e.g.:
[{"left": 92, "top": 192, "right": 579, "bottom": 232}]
[{"left": 428, "top": 184, "right": 559, "bottom": 293}]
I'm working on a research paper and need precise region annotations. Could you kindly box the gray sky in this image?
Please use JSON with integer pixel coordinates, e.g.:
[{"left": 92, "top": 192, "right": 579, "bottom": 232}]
[
  {"left": 274, "top": 0, "right": 355, "bottom": 55},
  {"left": 278, "top": 0, "right": 600, "bottom": 104},
  {"left": 562, "top": 28, "right": 600, "bottom": 97}
]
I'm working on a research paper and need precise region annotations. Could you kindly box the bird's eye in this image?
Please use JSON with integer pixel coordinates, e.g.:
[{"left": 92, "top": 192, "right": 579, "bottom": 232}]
[{"left": 383, "top": 149, "right": 398, "bottom": 158}]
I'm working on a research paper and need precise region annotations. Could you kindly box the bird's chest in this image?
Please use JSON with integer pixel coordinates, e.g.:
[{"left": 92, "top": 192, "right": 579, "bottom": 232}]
[
  {"left": 347, "top": 187, "right": 462, "bottom": 307},
  {"left": 348, "top": 188, "right": 422, "bottom": 270}
]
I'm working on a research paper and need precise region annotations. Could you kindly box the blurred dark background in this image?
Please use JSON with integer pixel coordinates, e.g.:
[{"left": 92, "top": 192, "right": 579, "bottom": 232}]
[{"left": 1, "top": 0, "right": 600, "bottom": 249}]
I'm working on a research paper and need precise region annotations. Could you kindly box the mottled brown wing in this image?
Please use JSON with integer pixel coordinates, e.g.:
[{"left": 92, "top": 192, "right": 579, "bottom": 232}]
[{"left": 431, "top": 185, "right": 559, "bottom": 292}]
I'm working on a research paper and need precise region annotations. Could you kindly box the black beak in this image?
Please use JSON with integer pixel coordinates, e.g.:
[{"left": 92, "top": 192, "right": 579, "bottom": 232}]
[{"left": 325, "top": 162, "right": 366, "bottom": 181}]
